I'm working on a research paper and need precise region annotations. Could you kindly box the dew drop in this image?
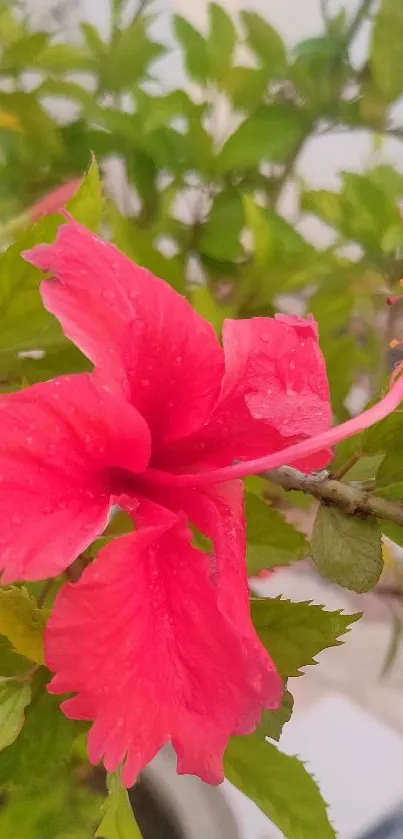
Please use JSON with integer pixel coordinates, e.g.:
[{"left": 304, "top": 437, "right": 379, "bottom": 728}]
[
  {"left": 289, "top": 360, "right": 295, "bottom": 370},
  {"left": 11, "top": 514, "right": 22, "bottom": 526},
  {"left": 128, "top": 290, "right": 139, "bottom": 301},
  {"left": 26, "top": 435, "right": 33, "bottom": 445},
  {"left": 140, "top": 378, "right": 150, "bottom": 387}
]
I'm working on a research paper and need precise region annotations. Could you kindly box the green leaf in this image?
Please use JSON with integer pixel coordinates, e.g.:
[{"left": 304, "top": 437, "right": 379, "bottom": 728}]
[
  {"left": 0, "top": 681, "right": 31, "bottom": 750},
  {"left": 30, "top": 43, "right": 92, "bottom": 74},
  {"left": 0, "top": 156, "right": 101, "bottom": 368},
  {"left": 218, "top": 106, "right": 305, "bottom": 171},
  {"left": 0, "top": 675, "right": 77, "bottom": 785},
  {"left": 221, "top": 66, "right": 269, "bottom": 110},
  {"left": 100, "top": 18, "right": 165, "bottom": 91},
  {"left": 190, "top": 285, "right": 233, "bottom": 334},
  {"left": 80, "top": 22, "right": 106, "bottom": 58},
  {"left": 2, "top": 32, "right": 49, "bottom": 72},
  {"left": 246, "top": 493, "right": 307, "bottom": 575},
  {"left": 0, "top": 588, "right": 46, "bottom": 664},
  {"left": 200, "top": 189, "right": 244, "bottom": 261},
  {"left": 340, "top": 172, "right": 400, "bottom": 248},
  {"left": 96, "top": 774, "right": 142, "bottom": 838},
  {"left": 0, "top": 92, "right": 62, "bottom": 159},
  {"left": 174, "top": 15, "right": 208, "bottom": 83},
  {"left": 37, "top": 78, "right": 95, "bottom": 109},
  {"left": 257, "top": 689, "right": 294, "bottom": 742},
  {"left": 225, "top": 736, "right": 335, "bottom": 839},
  {"left": 67, "top": 155, "right": 103, "bottom": 231},
  {"left": 376, "top": 451, "right": 403, "bottom": 487},
  {"left": 109, "top": 205, "right": 184, "bottom": 292},
  {"left": 251, "top": 598, "right": 359, "bottom": 678},
  {"left": 243, "top": 195, "right": 273, "bottom": 268},
  {"left": 362, "top": 409, "right": 403, "bottom": 455},
  {"left": 370, "top": 0, "right": 403, "bottom": 101},
  {"left": 241, "top": 12, "right": 286, "bottom": 76},
  {"left": 300, "top": 189, "right": 342, "bottom": 230},
  {"left": 311, "top": 505, "right": 383, "bottom": 593},
  {"left": 207, "top": 3, "right": 236, "bottom": 80}
]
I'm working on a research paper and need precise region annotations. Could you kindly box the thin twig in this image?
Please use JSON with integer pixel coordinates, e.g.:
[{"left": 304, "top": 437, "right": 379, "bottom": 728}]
[
  {"left": 265, "top": 466, "right": 403, "bottom": 527},
  {"left": 333, "top": 453, "right": 361, "bottom": 481},
  {"left": 346, "top": 0, "right": 377, "bottom": 45},
  {"left": 37, "top": 579, "right": 53, "bottom": 608}
]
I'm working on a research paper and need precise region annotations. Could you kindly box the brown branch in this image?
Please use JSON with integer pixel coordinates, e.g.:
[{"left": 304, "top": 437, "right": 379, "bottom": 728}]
[{"left": 264, "top": 466, "right": 403, "bottom": 527}]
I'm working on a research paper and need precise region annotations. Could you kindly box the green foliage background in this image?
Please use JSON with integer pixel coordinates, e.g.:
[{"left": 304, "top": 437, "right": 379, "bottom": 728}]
[{"left": 0, "top": 0, "right": 403, "bottom": 836}]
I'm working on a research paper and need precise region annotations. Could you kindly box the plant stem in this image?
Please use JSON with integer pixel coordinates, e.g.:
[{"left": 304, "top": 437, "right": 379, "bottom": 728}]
[
  {"left": 265, "top": 466, "right": 403, "bottom": 527},
  {"left": 346, "top": 0, "right": 377, "bottom": 45}
]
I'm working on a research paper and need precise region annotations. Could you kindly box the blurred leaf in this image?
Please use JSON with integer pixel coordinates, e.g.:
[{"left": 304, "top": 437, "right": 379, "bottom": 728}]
[
  {"left": 37, "top": 78, "right": 95, "bottom": 109},
  {"left": 225, "top": 736, "right": 335, "bottom": 839},
  {"left": 0, "top": 674, "right": 77, "bottom": 785},
  {"left": 241, "top": 12, "right": 286, "bottom": 76},
  {"left": 251, "top": 598, "right": 359, "bottom": 678},
  {"left": 0, "top": 588, "right": 46, "bottom": 665},
  {"left": 367, "top": 164, "right": 403, "bottom": 201},
  {"left": 190, "top": 285, "right": 233, "bottom": 334},
  {"left": 2, "top": 32, "right": 49, "bottom": 71},
  {"left": 0, "top": 92, "right": 62, "bottom": 159},
  {"left": 243, "top": 195, "right": 272, "bottom": 268},
  {"left": 370, "top": 0, "right": 403, "bottom": 101},
  {"left": 80, "top": 22, "right": 106, "bottom": 57},
  {"left": 174, "top": 15, "right": 208, "bottom": 83},
  {"left": 200, "top": 189, "right": 244, "bottom": 260},
  {"left": 221, "top": 66, "right": 269, "bottom": 110},
  {"left": 100, "top": 18, "right": 165, "bottom": 91},
  {"left": 218, "top": 106, "right": 305, "bottom": 171},
  {"left": 207, "top": 3, "right": 236, "bottom": 81},
  {"left": 300, "top": 189, "right": 342, "bottom": 231},
  {"left": 340, "top": 172, "right": 401, "bottom": 248},
  {"left": 311, "top": 505, "right": 383, "bottom": 593},
  {"left": 0, "top": 681, "right": 31, "bottom": 750},
  {"left": 246, "top": 493, "right": 307, "bottom": 575},
  {"left": 109, "top": 206, "right": 184, "bottom": 292},
  {"left": 96, "top": 774, "right": 142, "bottom": 838},
  {"left": 30, "top": 43, "right": 92, "bottom": 74},
  {"left": 256, "top": 689, "right": 294, "bottom": 742},
  {"left": 0, "top": 156, "right": 101, "bottom": 370},
  {"left": 0, "top": 768, "right": 101, "bottom": 837}
]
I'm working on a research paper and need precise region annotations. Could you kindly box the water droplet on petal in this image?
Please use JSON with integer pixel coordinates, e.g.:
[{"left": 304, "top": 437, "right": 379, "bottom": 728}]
[
  {"left": 140, "top": 378, "right": 150, "bottom": 387},
  {"left": 26, "top": 435, "right": 33, "bottom": 445},
  {"left": 11, "top": 514, "right": 22, "bottom": 525},
  {"left": 289, "top": 360, "right": 295, "bottom": 370}
]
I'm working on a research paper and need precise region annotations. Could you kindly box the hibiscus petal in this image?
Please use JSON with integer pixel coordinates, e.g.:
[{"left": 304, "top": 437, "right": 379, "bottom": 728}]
[
  {"left": 161, "top": 314, "right": 332, "bottom": 472},
  {"left": 45, "top": 511, "right": 279, "bottom": 786},
  {"left": 140, "top": 481, "right": 282, "bottom": 736},
  {"left": 24, "top": 222, "right": 224, "bottom": 445},
  {"left": 0, "top": 374, "right": 150, "bottom": 582}
]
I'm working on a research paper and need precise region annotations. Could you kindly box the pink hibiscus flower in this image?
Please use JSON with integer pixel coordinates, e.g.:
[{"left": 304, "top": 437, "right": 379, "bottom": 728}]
[{"left": 0, "top": 219, "right": 400, "bottom": 787}]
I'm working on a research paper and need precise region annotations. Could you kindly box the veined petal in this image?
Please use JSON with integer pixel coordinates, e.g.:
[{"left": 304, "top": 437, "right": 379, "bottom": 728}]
[
  {"left": 45, "top": 511, "right": 279, "bottom": 786},
  {"left": 140, "top": 481, "right": 282, "bottom": 736},
  {"left": 160, "top": 315, "right": 332, "bottom": 472},
  {"left": 24, "top": 222, "right": 224, "bottom": 445},
  {"left": 0, "top": 374, "right": 150, "bottom": 582}
]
